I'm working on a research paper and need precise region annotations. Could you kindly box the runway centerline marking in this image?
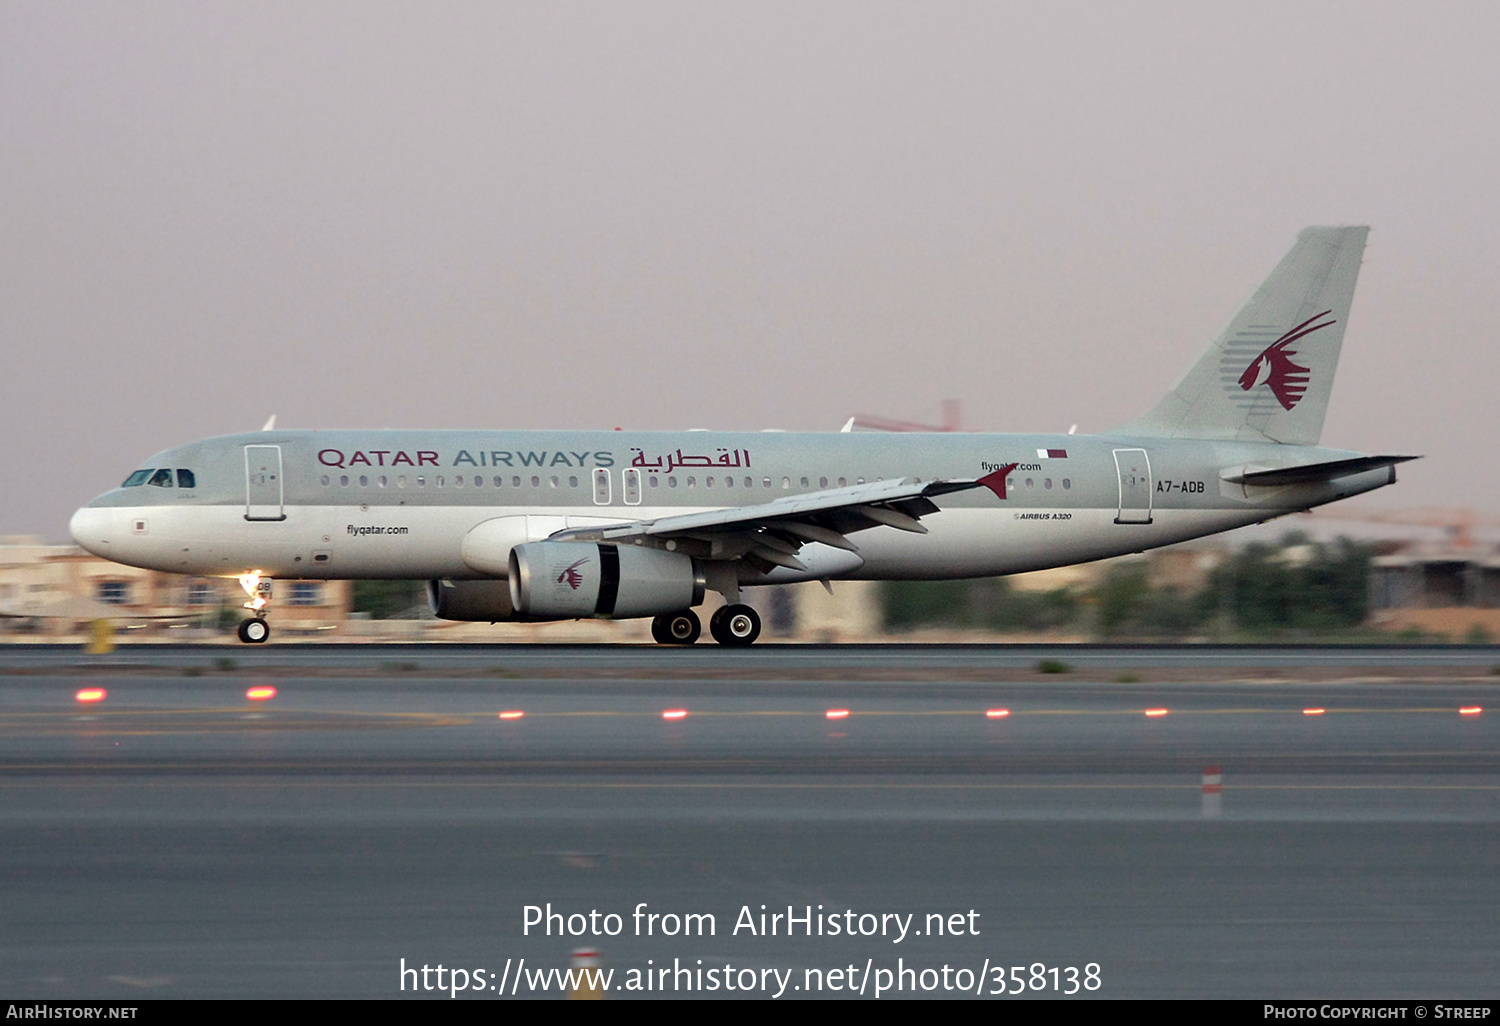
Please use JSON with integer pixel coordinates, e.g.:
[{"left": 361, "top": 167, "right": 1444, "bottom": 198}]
[{"left": 6, "top": 779, "right": 1500, "bottom": 792}]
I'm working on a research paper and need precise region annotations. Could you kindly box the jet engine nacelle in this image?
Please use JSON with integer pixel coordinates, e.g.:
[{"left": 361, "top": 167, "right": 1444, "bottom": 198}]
[
  {"left": 509, "top": 542, "right": 705, "bottom": 619},
  {"left": 427, "top": 578, "right": 530, "bottom": 622}
]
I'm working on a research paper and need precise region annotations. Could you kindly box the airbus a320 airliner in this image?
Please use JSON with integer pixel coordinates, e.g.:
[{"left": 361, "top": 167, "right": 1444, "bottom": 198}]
[{"left": 71, "top": 227, "right": 1412, "bottom": 645}]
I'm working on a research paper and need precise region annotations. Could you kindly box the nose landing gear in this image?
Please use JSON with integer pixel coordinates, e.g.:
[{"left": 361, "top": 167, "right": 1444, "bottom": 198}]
[{"left": 236, "top": 572, "right": 273, "bottom": 644}]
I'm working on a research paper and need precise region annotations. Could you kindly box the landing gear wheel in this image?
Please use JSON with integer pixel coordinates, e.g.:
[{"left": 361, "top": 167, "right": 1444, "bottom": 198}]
[
  {"left": 237, "top": 617, "right": 270, "bottom": 644},
  {"left": 710, "top": 604, "right": 761, "bottom": 647},
  {"left": 652, "top": 610, "right": 701, "bottom": 645}
]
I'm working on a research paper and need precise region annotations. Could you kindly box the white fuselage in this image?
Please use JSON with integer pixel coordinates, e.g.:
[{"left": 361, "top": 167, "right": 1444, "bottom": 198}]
[{"left": 70, "top": 428, "right": 1396, "bottom": 593}]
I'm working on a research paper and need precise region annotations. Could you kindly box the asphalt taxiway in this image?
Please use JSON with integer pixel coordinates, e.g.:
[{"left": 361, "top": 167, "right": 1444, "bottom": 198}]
[{"left": 1, "top": 644, "right": 1497, "bottom": 999}]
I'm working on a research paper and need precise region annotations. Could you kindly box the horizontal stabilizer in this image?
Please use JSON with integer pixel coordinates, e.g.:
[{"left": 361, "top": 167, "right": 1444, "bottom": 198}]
[{"left": 1223, "top": 455, "right": 1419, "bottom": 487}]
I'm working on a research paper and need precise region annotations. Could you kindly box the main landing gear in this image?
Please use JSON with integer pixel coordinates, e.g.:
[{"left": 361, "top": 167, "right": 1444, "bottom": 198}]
[
  {"left": 649, "top": 604, "right": 762, "bottom": 646},
  {"left": 651, "top": 610, "right": 701, "bottom": 645},
  {"left": 709, "top": 604, "right": 761, "bottom": 647},
  {"left": 235, "top": 572, "right": 273, "bottom": 644}
]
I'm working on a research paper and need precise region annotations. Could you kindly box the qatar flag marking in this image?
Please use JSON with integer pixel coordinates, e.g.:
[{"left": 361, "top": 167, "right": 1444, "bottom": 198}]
[{"left": 1036, "top": 449, "right": 1068, "bottom": 460}]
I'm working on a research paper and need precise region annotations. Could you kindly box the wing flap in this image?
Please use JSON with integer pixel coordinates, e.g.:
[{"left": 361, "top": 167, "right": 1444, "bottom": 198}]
[{"left": 549, "top": 476, "right": 986, "bottom": 553}]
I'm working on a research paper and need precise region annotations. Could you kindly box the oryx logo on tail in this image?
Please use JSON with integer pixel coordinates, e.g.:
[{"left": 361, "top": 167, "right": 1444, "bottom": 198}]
[{"left": 1237, "top": 310, "right": 1335, "bottom": 411}]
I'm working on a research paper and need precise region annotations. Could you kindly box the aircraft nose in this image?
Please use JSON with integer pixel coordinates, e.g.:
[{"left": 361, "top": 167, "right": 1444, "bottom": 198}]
[{"left": 69, "top": 506, "right": 112, "bottom": 558}]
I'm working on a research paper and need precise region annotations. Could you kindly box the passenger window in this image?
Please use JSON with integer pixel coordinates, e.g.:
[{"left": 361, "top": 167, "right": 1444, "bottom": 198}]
[
  {"left": 686, "top": 477, "right": 695, "bottom": 488},
  {"left": 820, "top": 477, "right": 828, "bottom": 488},
  {"left": 667, "top": 476, "right": 677, "bottom": 488},
  {"left": 764, "top": 477, "right": 773, "bottom": 488},
  {"left": 744, "top": 477, "right": 753, "bottom": 488},
  {"left": 454, "top": 475, "right": 464, "bottom": 488},
  {"left": 550, "top": 476, "right": 559, "bottom": 488},
  {"left": 649, "top": 476, "right": 658, "bottom": 488},
  {"left": 341, "top": 475, "right": 350, "bottom": 487},
  {"left": 1025, "top": 478, "right": 1034, "bottom": 489},
  {"left": 838, "top": 477, "right": 846, "bottom": 487},
  {"left": 513, "top": 476, "right": 522, "bottom": 487},
  {"left": 473, "top": 475, "right": 483, "bottom": 487},
  {"left": 1062, "top": 478, "right": 1071, "bottom": 489},
  {"left": 121, "top": 470, "right": 152, "bottom": 488},
  {"left": 147, "top": 469, "right": 173, "bottom": 488},
  {"left": 569, "top": 475, "right": 579, "bottom": 488},
  {"left": 801, "top": 477, "right": 809, "bottom": 488},
  {"left": 725, "top": 477, "right": 733, "bottom": 488},
  {"left": 360, "top": 475, "right": 370, "bottom": 487},
  {"left": 782, "top": 477, "right": 790, "bottom": 489},
  {"left": 321, "top": 475, "right": 331, "bottom": 487},
  {"left": 1044, "top": 478, "right": 1052, "bottom": 490},
  {"left": 493, "top": 476, "right": 503, "bottom": 487},
  {"left": 415, "top": 476, "right": 424, "bottom": 487},
  {"left": 397, "top": 476, "right": 406, "bottom": 488},
  {"left": 530, "top": 476, "right": 539, "bottom": 487},
  {"left": 176, "top": 469, "right": 196, "bottom": 489}
]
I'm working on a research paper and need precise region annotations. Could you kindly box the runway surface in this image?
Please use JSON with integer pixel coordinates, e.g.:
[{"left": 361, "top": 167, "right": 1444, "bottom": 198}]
[{"left": 1, "top": 644, "right": 1498, "bottom": 999}]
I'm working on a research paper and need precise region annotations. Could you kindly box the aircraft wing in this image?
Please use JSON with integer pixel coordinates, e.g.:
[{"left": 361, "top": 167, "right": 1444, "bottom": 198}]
[{"left": 549, "top": 471, "right": 1008, "bottom": 572}]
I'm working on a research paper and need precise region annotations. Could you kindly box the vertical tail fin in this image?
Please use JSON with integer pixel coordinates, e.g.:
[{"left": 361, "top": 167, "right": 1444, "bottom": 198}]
[{"left": 1120, "top": 226, "right": 1368, "bottom": 445}]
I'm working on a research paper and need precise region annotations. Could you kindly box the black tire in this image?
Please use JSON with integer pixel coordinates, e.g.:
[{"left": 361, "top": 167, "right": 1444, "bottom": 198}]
[
  {"left": 240, "top": 617, "right": 270, "bottom": 644},
  {"left": 665, "top": 609, "right": 700, "bottom": 645},
  {"left": 710, "top": 604, "right": 760, "bottom": 647},
  {"left": 653, "top": 610, "right": 700, "bottom": 645}
]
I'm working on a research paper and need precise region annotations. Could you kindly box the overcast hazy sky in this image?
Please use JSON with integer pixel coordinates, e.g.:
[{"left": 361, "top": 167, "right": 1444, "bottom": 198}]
[{"left": 4, "top": 2, "right": 1498, "bottom": 539}]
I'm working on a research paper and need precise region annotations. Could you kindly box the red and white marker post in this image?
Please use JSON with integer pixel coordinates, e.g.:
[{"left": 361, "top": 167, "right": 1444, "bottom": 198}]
[{"left": 1201, "top": 766, "right": 1223, "bottom": 818}]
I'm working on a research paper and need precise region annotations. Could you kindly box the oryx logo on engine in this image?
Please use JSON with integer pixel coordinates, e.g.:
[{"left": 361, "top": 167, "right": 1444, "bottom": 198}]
[{"left": 557, "top": 557, "right": 589, "bottom": 590}]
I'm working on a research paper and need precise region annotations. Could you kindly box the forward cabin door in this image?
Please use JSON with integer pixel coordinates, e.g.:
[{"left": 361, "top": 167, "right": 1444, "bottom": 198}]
[
  {"left": 244, "top": 445, "right": 287, "bottom": 521},
  {"left": 1112, "top": 448, "right": 1153, "bottom": 525}
]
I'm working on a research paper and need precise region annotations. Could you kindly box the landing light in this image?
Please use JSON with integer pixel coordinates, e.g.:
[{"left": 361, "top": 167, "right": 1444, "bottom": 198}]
[
  {"left": 245, "top": 686, "right": 277, "bottom": 701},
  {"left": 1144, "top": 708, "right": 1169, "bottom": 717},
  {"left": 75, "top": 688, "right": 106, "bottom": 704},
  {"left": 662, "top": 709, "right": 687, "bottom": 720},
  {"left": 498, "top": 710, "right": 525, "bottom": 720},
  {"left": 985, "top": 709, "right": 1011, "bottom": 719},
  {"left": 1460, "top": 706, "right": 1483, "bottom": 716},
  {"left": 825, "top": 709, "right": 850, "bottom": 720}
]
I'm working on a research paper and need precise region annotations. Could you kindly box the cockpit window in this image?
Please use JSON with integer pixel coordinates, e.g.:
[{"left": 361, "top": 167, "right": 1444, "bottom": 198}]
[
  {"left": 176, "top": 469, "right": 196, "bottom": 489},
  {"left": 121, "top": 470, "right": 152, "bottom": 488},
  {"left": 147, "top": 469, "right": 174, "bottom": 488}
]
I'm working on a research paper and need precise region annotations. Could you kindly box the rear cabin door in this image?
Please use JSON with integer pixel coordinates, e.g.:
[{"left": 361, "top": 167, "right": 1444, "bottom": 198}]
[
  {"left": 244, "top": 445, "right": 286, "bottom": 521},
  {"left": 1112, "top": 448, "right": 1153, "bottom": 525}
]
